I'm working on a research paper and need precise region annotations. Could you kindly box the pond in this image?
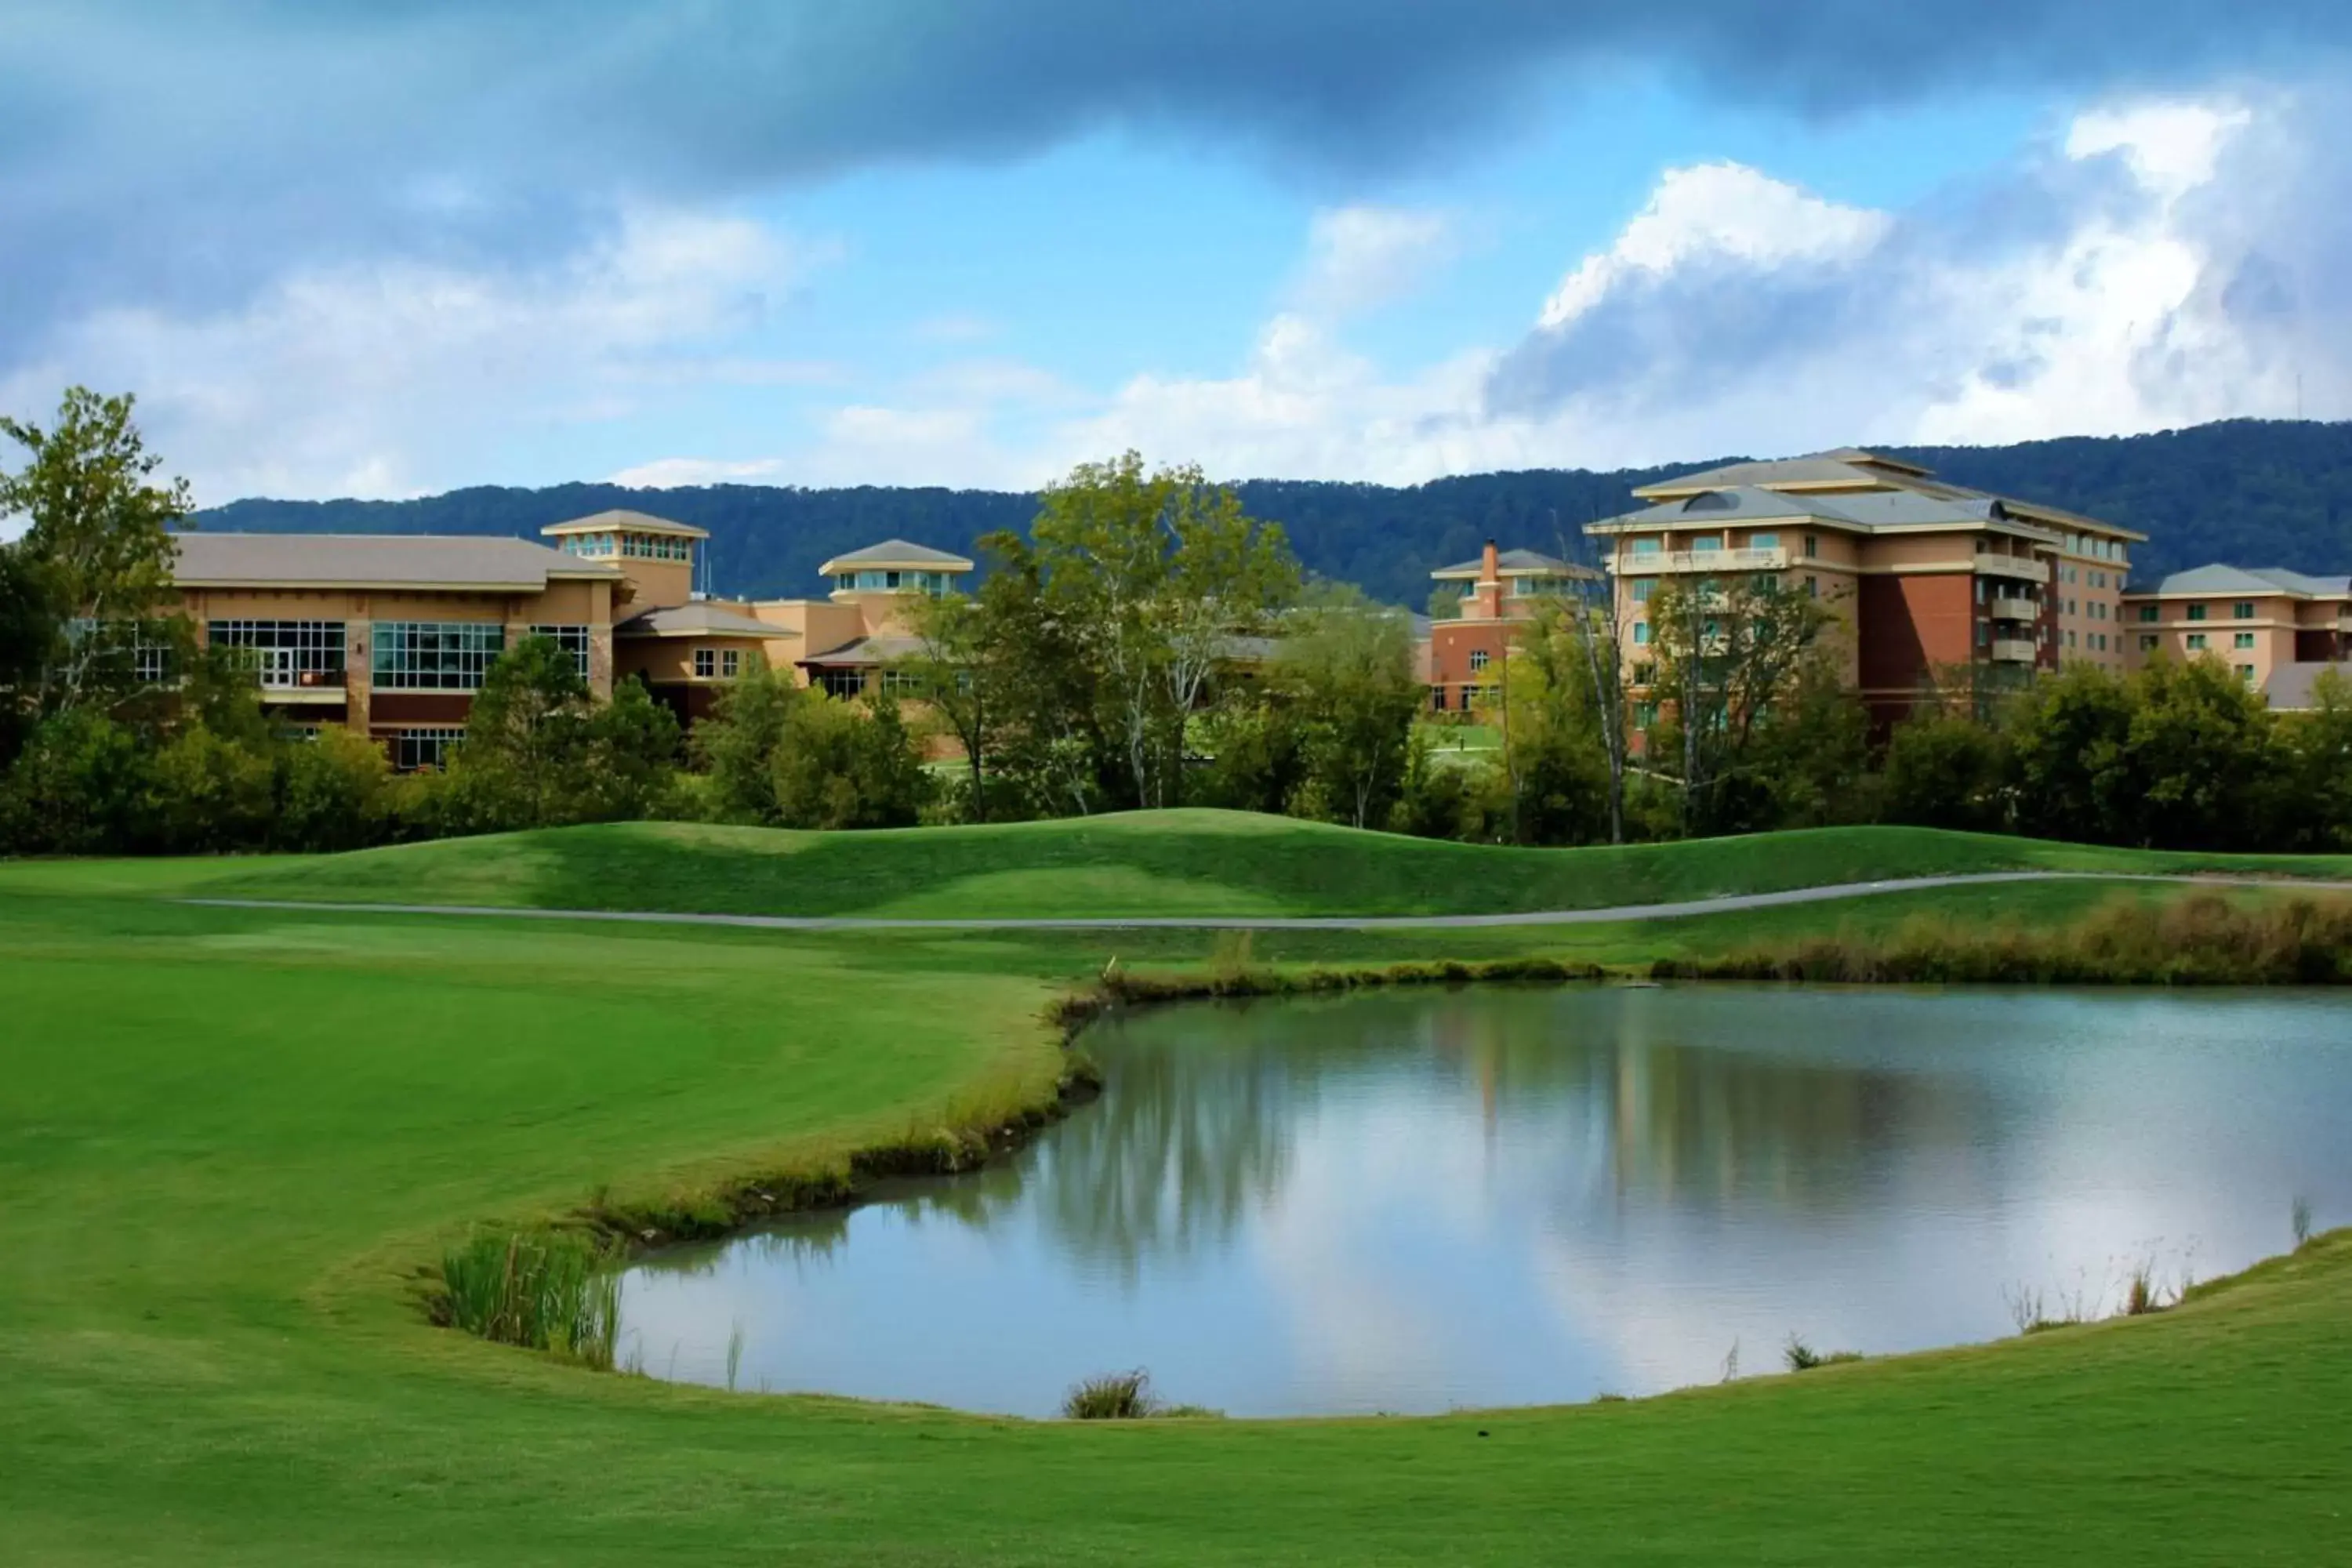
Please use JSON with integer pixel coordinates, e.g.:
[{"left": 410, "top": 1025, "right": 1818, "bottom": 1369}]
[{"left": 615, "top": 985, "right": 2352, "bottom": 1417}]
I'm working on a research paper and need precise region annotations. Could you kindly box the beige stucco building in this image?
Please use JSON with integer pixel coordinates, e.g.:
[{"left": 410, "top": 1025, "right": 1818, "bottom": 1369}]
[
  {"left": 173, "top": 513, "right": 971, "bottom": 766},
  {"left": 1584, "top": 449, "right": 2143, "bottom": 718},
  {"left": 2120, "top": 565, "right": 2352, "bottom": 707}
]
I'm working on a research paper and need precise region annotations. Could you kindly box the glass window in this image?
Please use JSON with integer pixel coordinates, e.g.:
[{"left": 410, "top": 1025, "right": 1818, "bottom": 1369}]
[
  {"left": 1632, "top": 622, "right": 1651, "bottom": 645},
  {"left": 2187, "top": 603, "right": 2207, "bottom": 621},
  {"left": 528, "top": 625, "right": 591, "bottom": 681},
  {"left": 2237, "top": 664, "right": 2256, "bottom": 684},
  {"left": 1430, "top": 687, "right": 1447, "bottom": 712},
  {"left": 209, "top": 620, "right": 347, "bottom": 686},
  {"left": 693, "top": 648, "right": 716, "bottom": 678},
  {"left": 1690, "top": 535, "right": 1722, "bottom": 553},
  {"left": 1633, "top": 701, "right": 1657, "bottom": 728},
  {"left": 721, "top": 648, "right": 742, "bottom": 678},
  {"left": 1630, "top": 537, "right": 1661, "bottom": 556},
  {"left": 1803, "top": 535, "right": 1818, "bottom": 558},
  {"left": 2233, "top": 601, "right": 2254, "bottom": 619},
  {"left": 880, "top": 668, "right": 924, "bottom": 695},
  {"left": 1631, "top": 578, "right": 1656, "bottom": 602},
  {"left": 1804, "top": 576, "right": 1818, "bottom": 599},
  {"left": 2234, "top": 632, "right": 2255, "bottom": 649},
  {"left": 1468, "top": 649, "right": 1490, "bottom": 672},
  {"left": 372, "top": 622, "right": 503, "bottom": 691},
  {"left": 815, "top": 668, "right": 865, "bottom": 698},
  {"left": 2140, "top": 635, "right": 2157, "bottom": 651},
  {"left": 2138, "top": 604, "right": 2158, "bottom": 622},
  {"left": 2187, "top": 633, "right": 2207, "bottom": 650},
  {"left": 393, "top": 728, "right": 466, "bottom": 773},
  {"left": 1748, "top": 533, "right": 1779, "bottom": 550}
]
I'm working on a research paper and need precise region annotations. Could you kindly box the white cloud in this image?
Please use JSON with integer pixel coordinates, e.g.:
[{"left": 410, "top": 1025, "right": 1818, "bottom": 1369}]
[
  {"left": 0, "top": 207, "right": 813, "bottom": 504},
  {"left": 604, "top": 456, "right": 790, "bottom": 488},
  {"left": 1291, "top": 205, "right": 1461, "bottom": 318},
  {"left": 1537, "top": 162, "right": 1891, "bottom": 328},
  {"left": 2066, "top": 100, "right": 2252, "bottom": 202}
]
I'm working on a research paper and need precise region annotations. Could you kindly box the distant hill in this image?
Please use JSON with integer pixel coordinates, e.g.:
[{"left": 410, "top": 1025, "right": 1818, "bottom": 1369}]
[{"left": 196, "top": 419, "right": 2352, "bottom": 607}]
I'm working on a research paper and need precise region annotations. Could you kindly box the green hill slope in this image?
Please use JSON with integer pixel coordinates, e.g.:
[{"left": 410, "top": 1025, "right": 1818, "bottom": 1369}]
[{"left": 195, "top": 811, "right": 2352, "bottom": 919}]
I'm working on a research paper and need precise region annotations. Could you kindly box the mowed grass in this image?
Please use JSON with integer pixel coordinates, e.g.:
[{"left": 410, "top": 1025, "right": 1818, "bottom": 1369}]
[
  {"left": 182, "top": 808, "right": 2352, "bottom": 920},
  {"left": 1, "top": 846, "right": 2349, "bottom": 1563}
]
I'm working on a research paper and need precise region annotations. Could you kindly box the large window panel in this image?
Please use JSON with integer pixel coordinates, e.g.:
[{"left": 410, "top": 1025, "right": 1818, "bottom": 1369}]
[
  {"left": 372, "top": 622, "right": 504, "bottom": 690},
  {"left": 528, "top": 624, "right": 591, "bottom": 680}
]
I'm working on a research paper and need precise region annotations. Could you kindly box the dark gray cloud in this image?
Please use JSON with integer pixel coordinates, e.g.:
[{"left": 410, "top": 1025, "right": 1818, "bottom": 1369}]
[{"left": 4, "top": 0, "right": 2349, "bottom": 362}]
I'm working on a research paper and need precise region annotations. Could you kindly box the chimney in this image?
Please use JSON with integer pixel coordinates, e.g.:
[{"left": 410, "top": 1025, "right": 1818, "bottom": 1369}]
[{"left": 1474, "top": 538, "right": 1505, "bottom": 619}]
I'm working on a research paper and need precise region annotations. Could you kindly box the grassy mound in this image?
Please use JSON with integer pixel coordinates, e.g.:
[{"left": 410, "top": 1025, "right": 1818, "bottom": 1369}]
[{"left": 189, "top": 810, "right": 2352, "bottom": 920}]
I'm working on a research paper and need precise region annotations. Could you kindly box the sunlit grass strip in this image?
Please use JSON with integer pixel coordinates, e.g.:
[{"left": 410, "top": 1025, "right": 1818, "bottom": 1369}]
[
  {"left": 1652, "top": 891, "right": 2352, "bottom": 985},
  {"left": 435, "top": 1228, "right": 621, "bottom": 1367}
]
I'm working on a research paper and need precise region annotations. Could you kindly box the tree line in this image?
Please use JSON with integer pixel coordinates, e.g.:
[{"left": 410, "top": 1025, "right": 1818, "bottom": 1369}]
[
  {"left": 198, "top": 420, "right": 2352, "bottom": 606},
  {"left": 5, "top": 388, "right": 2350, "bottom": 858}
]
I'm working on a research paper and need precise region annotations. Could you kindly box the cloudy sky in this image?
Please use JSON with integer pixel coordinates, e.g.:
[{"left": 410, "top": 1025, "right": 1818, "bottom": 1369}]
[{"left": 3, "top": 2, "right": 2348, "bottom": 506}]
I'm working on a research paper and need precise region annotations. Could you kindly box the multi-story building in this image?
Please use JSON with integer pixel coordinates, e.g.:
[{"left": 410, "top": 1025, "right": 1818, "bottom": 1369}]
[
  {"left": 1425, "top": 543, "right": 1596, "bottom": 712},
  {"left": 1584, "top": 449, "right": 2142, "bottom": 718},
  {"left": 172, "top": 513, "right": 971, "bottom": 764},
  {"left": 2120, "top": 566, "right": 2352, "bottom": 709}
]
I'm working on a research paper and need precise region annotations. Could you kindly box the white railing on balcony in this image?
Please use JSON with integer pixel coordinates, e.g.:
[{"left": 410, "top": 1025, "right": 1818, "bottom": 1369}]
[
  {"left": 1988, "top": 597, "right": 2040, "bottom": 621},
  {"left": 1990, "top": 639, "right": 2039, "bottom": 663},
  {"left": 1975, "top": 555, "right": 2051, "bottom": 584},
  {"left": 1617, "top": 546, "right": 1790, "bottom": 575}
]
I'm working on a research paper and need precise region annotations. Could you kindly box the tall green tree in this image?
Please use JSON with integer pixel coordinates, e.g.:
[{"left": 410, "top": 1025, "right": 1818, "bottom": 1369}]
[
  {"left": 0, "top": 543, "right": 56, "bottom": 764},
  {"left": 1644, "top": 575, "right": 1842, "bottom": 835},
  {"left": 902, "top": 590, "right": 1006, "bottom": 822},
  {"left": 1012, "top": 452, "right": 1298, "bottom": 810},
  {"left": 1493, "top": 599, "right": 1610, "bottom": 844},
  {"left": 771, "top": 691, "right": 927, "bottom": 829},
  {"left": 2278, "top": 668, "right": 2352, "bottom": 851},
  {"left": 1882, "top": 709, "right": 2012, "bottom": 833},
  {"left": 1279, "top": 586, "right": 1423, "bottom": 830},
  {"left": 0, "top": 388, "right": 191, "bottom": 715},
  {"left": 455, "top": 635, "right": 595, "bottom": 828},
  {"left": 693, "top": 659, "right": 801, "bottom": 823}
]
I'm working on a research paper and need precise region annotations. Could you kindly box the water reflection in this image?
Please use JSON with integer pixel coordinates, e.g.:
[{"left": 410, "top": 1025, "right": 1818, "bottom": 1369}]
[{"left": 620, "top": 985, "right": 2351, "bottom": 1416}]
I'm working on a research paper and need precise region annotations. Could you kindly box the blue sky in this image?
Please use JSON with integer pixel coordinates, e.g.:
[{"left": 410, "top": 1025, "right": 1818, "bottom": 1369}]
[{"left": 2, "top": 3, "right": 2348, "bottom": 507}]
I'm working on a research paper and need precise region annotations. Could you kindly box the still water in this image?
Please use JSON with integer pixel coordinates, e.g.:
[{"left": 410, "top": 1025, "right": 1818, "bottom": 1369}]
[{"left": 617, "top": 986, "right": 2352, "bottom": 1417}]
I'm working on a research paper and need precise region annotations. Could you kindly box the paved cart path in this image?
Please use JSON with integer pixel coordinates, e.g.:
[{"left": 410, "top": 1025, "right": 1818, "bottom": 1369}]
[{"left": 183, "top": 870, "right": 2352, "bottom": 933}]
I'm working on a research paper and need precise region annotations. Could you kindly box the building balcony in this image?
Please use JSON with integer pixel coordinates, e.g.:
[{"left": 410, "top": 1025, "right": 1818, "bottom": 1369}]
[
  {"left": 1616, "top": 546, "right": 1790, "bottom": 575},
  {"left": 1974, "top": 556, "right": 2051, "bottom": 584},
  {"left": 1988, "top": 597, "right": 2040, "bottom": 621},
  {"left": 259, "top": 670, "right": 348, "bottom": 704},
  {"left": 1989, "top": 638, "right": 2039, "bottom": 663}
]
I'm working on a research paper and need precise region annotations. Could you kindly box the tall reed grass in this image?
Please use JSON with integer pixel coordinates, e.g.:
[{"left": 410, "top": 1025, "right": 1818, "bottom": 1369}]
[
  {"left": 1655, "top": 892, "right": 2352, "bottom": 986},
  {"left": 434, "top": 1227, "right": 620, "bottom": 1367},
  {"left": 1063, "top": 1368, "right": 1160, "bottom": 1420}
]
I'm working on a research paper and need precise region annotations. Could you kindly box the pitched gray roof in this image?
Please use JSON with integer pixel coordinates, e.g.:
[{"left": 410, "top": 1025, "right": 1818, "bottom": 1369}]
[
  {"left": 1629, "top": 450, "right": 2142, "bottom": 540},
  {"left": 1430, "top": 548, "right": 1591, "bottom": 579},
  {"left": 1634, "top": 452, "right": 1932, "bottom": 495},
  {"left": 800, "top": 633, "right": 928, "bottom": 667},
  {"left": 2133, "top": 564, "right": 2352, "bottom": 597},
  {"left": 2264, "top": 661, "right": 2352, "bottom": 711},
  {"left": 818, "top": 539, "right": 975, "bottom": 572},
  {"left": 171, "top": 532, "right": 621, "bottom": 590},
  {"left": 615, "top": 602, "right": 790, "bottom": 639},
  {"left": 540, "top": 509, "right": 708, "bottom": 538}
]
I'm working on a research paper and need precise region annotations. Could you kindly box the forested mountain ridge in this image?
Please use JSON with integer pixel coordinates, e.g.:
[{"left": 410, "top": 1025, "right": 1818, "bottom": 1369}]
[{"left": 195, "top": 419, "right": 2352, "bottom": 607}]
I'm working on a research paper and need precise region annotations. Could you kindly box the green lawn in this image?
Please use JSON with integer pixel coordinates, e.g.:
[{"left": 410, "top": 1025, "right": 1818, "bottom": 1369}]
[
  {"left": 183, "top": 808, "right": 2352, "bottom": 919},
  {"left": 2, "top": 833, "right": 2348, "bottom": 1564}
]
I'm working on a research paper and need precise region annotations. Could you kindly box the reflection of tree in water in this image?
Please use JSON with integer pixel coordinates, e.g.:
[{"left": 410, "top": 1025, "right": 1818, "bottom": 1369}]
[
  {"left": 1421, "top": 991, "right": 1999, "bottom": 1216},
  {"left": 1026, "top": 1020, "right": 1319, "bottom": 1282}
]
